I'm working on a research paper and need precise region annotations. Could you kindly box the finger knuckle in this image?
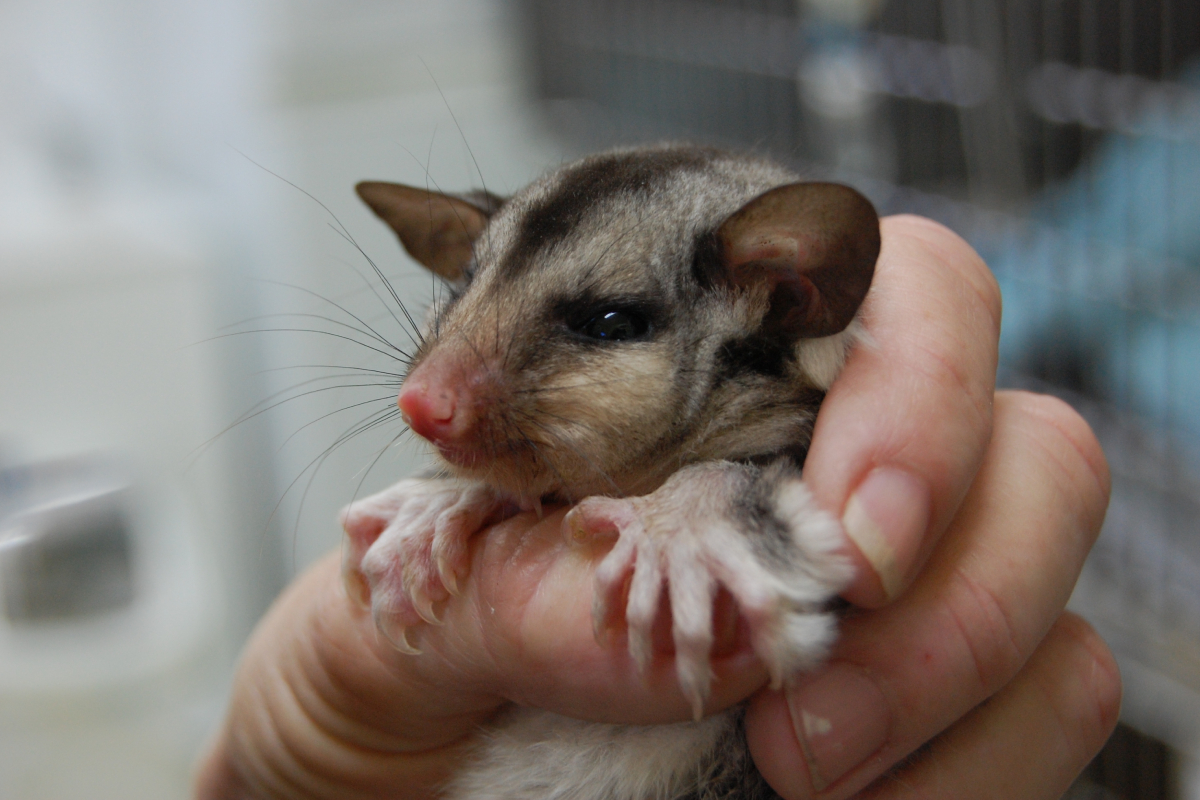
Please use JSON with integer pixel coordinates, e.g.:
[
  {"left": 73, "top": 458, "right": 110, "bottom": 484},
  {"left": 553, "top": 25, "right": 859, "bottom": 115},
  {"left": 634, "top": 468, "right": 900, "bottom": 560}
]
[{"left": 946, "top": 568, "right": 1027, "bottom": 694}]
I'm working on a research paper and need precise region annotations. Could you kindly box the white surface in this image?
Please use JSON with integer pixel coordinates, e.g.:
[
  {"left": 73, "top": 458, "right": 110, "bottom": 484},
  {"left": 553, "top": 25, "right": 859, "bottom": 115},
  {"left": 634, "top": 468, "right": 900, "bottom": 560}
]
[
  {"left": 0, "top": 1, "right": 557, "bottom": 796},
  {"left": 255, "top": 81, "right": 575, "bottom": 571},
  {"left": 0, "top": 228, "right": 240, "bottom": 800}
]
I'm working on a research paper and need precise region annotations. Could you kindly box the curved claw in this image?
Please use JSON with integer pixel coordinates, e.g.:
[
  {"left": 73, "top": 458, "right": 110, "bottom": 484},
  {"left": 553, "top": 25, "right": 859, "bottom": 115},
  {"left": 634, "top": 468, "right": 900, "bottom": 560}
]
[
  {"left": 342, "top": 566, "right": 372, "bottom": 610},
  {"left": 624, "top": 548, "right": 664, "bottom": 674},
  {"left": 591, "top": 534, "right": 638, "bottom": 641},
  {"left": 341, "top": 536, "right": 372, "bottom": 610},
  {"left": 679, "top": 671, "right": 711, "bottom": 722},
  {"left": 410, "top": 589, "right": 445, "bottom": 626},
  {"left": 668, "top": 557, "right": 717, "bottom": 719},
  {"left": 377, "top": 616, "right": 422, "bottom": 655},
  {"left": 436, "top": 556, "right": 461, "bottom": 596},
  {"left": 754, "top": 618, "right": 788, "bottom": 691},
  {"left": 571, "top": 465, "right": 849, "bottom": 717}
]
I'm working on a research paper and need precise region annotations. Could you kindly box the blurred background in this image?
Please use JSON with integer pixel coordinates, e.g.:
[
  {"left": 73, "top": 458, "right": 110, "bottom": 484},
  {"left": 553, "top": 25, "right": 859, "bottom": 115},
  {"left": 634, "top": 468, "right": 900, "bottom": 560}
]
[{"left": 0, "top": 0, "right": 1196, "bottom": 797}]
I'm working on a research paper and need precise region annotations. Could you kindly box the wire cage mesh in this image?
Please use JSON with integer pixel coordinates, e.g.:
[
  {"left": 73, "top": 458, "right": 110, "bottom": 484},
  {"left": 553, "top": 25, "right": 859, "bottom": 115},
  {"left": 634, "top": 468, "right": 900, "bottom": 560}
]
[{"left": 520, "top": 0, "right": 1200, "bottom": 796}]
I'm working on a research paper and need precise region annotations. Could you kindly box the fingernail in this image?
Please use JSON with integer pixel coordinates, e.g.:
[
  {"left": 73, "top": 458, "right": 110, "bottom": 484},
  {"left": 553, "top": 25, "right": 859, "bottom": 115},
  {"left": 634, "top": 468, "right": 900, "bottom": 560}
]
[
  {"left": 842, "top": 467, "right": 930, "bottom": 602},
  {"left": 788, "top": 665, "right": 890, "bottom": 792}
]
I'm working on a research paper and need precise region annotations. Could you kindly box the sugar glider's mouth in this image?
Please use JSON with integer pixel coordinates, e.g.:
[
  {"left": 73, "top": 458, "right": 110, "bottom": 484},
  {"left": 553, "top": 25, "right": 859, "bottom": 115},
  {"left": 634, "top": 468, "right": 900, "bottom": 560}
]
[{"left": 432, "top": 442, "right": 486, "bottom": 471}]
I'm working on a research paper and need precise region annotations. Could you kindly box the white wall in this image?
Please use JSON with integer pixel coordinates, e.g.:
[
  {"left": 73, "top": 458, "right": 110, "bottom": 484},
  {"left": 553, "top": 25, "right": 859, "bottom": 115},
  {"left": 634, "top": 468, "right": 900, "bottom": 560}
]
[
  {"left": 257, "top": 0, "right": 574, "bottom": 571},
  {"left": 0, "top": 1, "right": 569, "bottom": 796}
]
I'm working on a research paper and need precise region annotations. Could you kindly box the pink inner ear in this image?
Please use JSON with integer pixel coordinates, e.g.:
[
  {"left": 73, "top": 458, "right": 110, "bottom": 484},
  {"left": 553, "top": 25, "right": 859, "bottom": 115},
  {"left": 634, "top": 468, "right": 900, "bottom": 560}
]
[
  {"left": 727, "top": 232, "right": 802, "bottom": 269},
  {"left": 715, "top": 182, "right": 878, "bottom": 338},
  {"left": 726, "top": 232, "right": 824, "bottom": 285}
]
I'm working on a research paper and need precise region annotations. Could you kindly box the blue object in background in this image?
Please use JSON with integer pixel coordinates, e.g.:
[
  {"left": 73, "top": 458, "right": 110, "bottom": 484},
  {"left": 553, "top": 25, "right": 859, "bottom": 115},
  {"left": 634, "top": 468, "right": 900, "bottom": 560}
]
[{"left": 988, "top": 65, "right": 1200, "bottom": 443}]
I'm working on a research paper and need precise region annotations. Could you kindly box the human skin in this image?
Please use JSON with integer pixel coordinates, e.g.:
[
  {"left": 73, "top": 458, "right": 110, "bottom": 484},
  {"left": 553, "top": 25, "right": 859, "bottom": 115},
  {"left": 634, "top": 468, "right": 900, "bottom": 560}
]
[{"left": 194, "top": 216, "right": 1120, "bottom": 799}]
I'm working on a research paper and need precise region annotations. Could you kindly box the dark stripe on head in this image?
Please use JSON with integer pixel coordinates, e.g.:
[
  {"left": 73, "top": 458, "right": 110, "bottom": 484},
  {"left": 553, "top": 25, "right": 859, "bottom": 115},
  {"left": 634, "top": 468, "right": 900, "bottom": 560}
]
[
  {"left": 501, "top": 147, "right": 719, "bottom": 280},
  {"left": 690, "top": 228, "right": 724, "bottom": 290}
]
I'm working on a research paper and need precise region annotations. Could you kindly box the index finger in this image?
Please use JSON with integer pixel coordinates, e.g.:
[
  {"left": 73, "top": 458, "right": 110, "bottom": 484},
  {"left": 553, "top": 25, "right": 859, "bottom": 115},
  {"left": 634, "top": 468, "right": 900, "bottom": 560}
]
[{"left": 808, "top": 215, "right": 1001, "bottom": 607}]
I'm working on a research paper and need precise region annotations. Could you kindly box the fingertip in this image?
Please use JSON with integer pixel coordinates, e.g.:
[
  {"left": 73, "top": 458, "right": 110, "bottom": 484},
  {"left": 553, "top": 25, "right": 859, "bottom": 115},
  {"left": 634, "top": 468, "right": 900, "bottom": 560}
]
[
  {"left": 1050, "top": 612, "right": 1123, "bottom": 750},
  {"left": 747, "top": 665, "right": 894, "bottom": 800},
  {"left": 746, "top": 687, "right": 815, "bottom": 800},
  {"left": 999, "top": 391, "right": 1112, "bottom": 510},
  {"left": 879, "top": 215, "right": 1002, "bottom": 329},
  {"left": 807, "top": 214, "right": 1001, "bottom": 611}
]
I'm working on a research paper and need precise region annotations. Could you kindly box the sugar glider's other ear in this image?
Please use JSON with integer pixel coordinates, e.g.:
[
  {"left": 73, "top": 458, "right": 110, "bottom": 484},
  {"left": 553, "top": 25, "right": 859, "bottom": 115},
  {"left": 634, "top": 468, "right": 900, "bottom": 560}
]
[
  {"left": 355, "top": 182, "right": 505, "bottom": 281},
  {"left": 716, "top": 182, "right": 879, "bottom": 338}
]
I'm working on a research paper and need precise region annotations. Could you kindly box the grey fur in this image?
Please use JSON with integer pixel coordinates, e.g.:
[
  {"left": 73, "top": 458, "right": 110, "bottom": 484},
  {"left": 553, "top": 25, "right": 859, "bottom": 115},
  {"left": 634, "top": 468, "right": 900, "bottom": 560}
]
[
  {"left": 399, "top": 145, "right": 873, "bottom": 500},
  {"left": 349, "top": 144, "right": 879, "bottom": 800}
]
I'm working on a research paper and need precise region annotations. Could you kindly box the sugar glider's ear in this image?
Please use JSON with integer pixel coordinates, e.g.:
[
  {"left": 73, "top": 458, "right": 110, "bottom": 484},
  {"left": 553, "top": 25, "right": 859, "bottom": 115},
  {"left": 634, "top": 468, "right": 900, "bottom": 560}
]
[
  {"left": 355, "top": 182, "right": 505, "bottom": 281},
  {"left": 716, "top": 182, "right": 879, "bottom": 338}
]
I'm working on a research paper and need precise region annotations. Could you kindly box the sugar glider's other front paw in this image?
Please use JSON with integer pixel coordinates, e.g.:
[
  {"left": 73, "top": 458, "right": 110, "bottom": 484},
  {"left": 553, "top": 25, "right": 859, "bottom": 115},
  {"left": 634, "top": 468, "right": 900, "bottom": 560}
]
[
  {"left": 340, "top": 479, "right": 508, "bottom": 652},
  {"left": 564, "top": 461, "right": 853, "bottom": 719}
]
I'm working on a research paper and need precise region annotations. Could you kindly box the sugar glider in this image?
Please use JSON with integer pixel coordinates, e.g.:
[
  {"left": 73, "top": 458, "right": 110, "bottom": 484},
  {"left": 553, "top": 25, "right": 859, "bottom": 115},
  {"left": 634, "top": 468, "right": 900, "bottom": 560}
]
[{"left": 340, "top": 144, "right": 879, "bottom": 800}]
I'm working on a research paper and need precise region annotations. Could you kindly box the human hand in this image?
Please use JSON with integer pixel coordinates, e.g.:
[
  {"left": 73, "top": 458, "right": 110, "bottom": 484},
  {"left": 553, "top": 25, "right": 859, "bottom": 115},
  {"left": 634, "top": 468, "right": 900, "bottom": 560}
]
[
  {"left": 746, "top": 215, "right": 1120, "bottom": 798},
  {"left": 193, "top": 501, "right": 777, "bottom": 799},
  {"left": 193, "top": 216, "right": 1120, "bottom": 799}
]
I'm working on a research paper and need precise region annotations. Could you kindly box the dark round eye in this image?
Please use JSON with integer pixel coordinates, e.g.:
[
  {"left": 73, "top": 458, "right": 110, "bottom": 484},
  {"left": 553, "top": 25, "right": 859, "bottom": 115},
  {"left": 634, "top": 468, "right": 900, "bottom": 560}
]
[{"left": 578, "top": 310, "right": 649, "bottom": 341}]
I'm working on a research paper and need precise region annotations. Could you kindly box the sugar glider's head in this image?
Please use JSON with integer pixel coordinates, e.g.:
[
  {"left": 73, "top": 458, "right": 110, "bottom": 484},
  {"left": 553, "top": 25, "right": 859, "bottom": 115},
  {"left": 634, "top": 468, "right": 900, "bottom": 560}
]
[{"left": 357, "top": 145, "right": 879, "bottom": 501}]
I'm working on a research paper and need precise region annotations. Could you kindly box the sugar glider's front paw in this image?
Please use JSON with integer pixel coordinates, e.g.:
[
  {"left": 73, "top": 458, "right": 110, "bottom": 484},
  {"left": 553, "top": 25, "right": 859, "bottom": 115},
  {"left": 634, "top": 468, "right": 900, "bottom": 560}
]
[
  {"left": 340, "top": 479, "right": 507, "bottom": 652},
  {"left": 564, "top": 461, "right": 853, "bottom": 718}
]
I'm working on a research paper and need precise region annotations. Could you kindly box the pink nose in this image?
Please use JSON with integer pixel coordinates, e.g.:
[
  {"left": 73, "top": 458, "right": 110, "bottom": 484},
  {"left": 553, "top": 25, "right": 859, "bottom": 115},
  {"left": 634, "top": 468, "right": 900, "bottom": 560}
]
[{"left": 398, "top": 379, "right": 460, "bottom": 443}]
